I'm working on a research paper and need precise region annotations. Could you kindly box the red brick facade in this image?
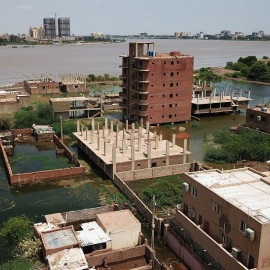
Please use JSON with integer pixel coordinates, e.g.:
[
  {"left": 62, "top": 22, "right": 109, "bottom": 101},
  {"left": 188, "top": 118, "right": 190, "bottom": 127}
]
[{"left": 120, "top": 42, "right": 194, "bottom": 125}]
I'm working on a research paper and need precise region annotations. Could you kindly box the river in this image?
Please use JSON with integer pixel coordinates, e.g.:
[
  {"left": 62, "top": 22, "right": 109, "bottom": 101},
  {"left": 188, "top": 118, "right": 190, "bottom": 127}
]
[
  {"left": 1, "top": 40, "right": 270, "bottom": 267},
  {"left": 1, "top": 39, "right": 270, "bottom": 85}
]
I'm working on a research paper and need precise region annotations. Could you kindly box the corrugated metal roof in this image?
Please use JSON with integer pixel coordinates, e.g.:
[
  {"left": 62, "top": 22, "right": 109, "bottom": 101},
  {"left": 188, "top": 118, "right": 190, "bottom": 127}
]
[{"left": 76, "top": 221, "right": 111, "bottom": 247}]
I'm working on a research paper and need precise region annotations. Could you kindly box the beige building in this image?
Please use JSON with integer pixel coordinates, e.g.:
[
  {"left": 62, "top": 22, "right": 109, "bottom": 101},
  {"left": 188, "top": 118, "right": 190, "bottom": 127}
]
[
  {"left": 29, "top": 26, "right": 45, "bottom": 40},
  {"left": 171, "top": 168, "right": 270, "bottom": 270},
  {"left": 96, "top": 209, "right": 141, "bottom": 250}
]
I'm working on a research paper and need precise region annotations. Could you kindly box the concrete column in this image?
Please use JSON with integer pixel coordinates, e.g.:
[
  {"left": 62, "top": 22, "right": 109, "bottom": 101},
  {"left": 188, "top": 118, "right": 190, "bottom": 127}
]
[
  {"left": 156, "top": 135, "right": 159, "bottom": 150},
  {"left": 138, "top": 132, "right": 142, "bottom": 152},
  {"left": 103, "top": 126, "right": 105, "bottom": 139},
  {"left": 116, "top": 122, "right": 119, "bottom": 133},
  {"left": 81, "top": 124, "right": 83, "bottom": 136},
  {"left": 183, "top": 139, "right": 187, "bottom": 163},
  {"left": 166, "top": 141, "right": 170, "bottom": 166},
  {"left": 110, "top": 120, "right": 114, "bottom": 133},
  {"left": 147, "top": 142, "right": 152, "bottom": 168},
  {"left": 123, "top": 128, "right": 126, "bottom": 139},
  {"left": 172, "top": 134, "right": 176, "bottom": 148},
  {"left": 97, "top": 134, "right": 100, "bottom": 150},
  {"left": 132, "top": 123, "right": 135, "bottom": 133},
  {"left": 126, "top": 119, "right": 129, "bottom": 131},
  {"left": 116, "top": 131, "right": 118, "bottom": 148},
  {"left": 146, "top": 122, "right": 149, "bottom": 133},
  {"left": 76, "top": 120, "right": 80, "bottom": 132},
  {"left": 159, "top": 133, "right": 163, "bottom": 141},
  {"left": 85, "top": 127, "right": 88, "bottom": 141},
  {"left": 140, "top": 117, "right": 144, "bottom": 127},
  {"left": 131, "top": 145, "right": 135, "bottom": 170},
  {"left": 91, "top": 129, "right": 94, "bottom": 144},
  {"left": 154, "top": 130, "right": 156, "bottom": 137},
  {"left": 147, "top": 131, "right": 150, "bottom": 143},
  {"left": 105, "top": 118, "right": 108, "bottom": 130},
  {"left": 239, "top": 89, "right": 242, "bottom": 97},
  {"left": 248, "top": 90, "right": 251, "bottom": 99},
  {"left": 122, "top": 139, "right": 126, "bottom": 154},
  {"left": 97, "top": 123, "right": 100, "bottom": 136},
  {"left": 112, "top": 147, "right": 116, "bottom": 179},
  {"left": 104, "top": 141, "right": 107, "bottom": 156},
  {"left": 91, "top": 118, "right": 95, "bottom": 130}
]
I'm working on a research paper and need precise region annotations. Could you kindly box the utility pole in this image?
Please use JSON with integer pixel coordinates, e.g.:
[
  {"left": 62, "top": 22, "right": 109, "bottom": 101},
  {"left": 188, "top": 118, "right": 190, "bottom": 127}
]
[{"left": 151, "top": 195, "right": 156, "bottom": 250}]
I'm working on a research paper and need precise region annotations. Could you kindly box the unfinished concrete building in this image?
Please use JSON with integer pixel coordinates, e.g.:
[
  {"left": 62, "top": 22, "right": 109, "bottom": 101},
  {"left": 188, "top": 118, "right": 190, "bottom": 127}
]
[
  {"left": 119, "top": 42, "right": 194, "bottom": 124},
  {"left": 59, "top": 74, "right": 89, "bottom": 93},
  {"left": 192, "top": 88, "right": 251, "bottom": 115},
  {"left": 0, "top": 92, "right": 30, "bottom": 113},
  {"left": 50, "top": 97, "right": 102, "bottom": 119},
  {"left": 167, "top": 168, "right": 270, "bottom": 270},
  {"left": 74, "top": 118, "right": 190, "bottom": 179},
  {"left": 24, "top": 78, "right": 60, "bottom": 95}
]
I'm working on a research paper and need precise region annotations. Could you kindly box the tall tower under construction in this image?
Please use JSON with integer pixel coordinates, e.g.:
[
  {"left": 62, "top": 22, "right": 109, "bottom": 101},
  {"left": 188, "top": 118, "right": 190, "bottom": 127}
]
[
  {"left": 43, "top": 18, "right": 56, "bottom": 39},
  {"left": 119, "top": 42, "right": 194, "bottom": 125},
  {"left": 58, "top": 17, "right": 70, "bottom": 37}
]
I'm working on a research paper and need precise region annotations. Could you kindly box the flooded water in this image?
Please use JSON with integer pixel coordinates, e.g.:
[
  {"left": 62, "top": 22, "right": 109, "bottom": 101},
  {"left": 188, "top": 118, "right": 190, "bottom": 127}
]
[{"left": 2, "top": 39, "right": 270, "bottom": 85}]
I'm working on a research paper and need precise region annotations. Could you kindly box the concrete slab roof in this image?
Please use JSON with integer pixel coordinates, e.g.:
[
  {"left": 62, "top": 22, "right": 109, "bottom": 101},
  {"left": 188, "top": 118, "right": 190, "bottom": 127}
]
[
  {"left": 47, "top": 248, "right": 88, "bottom": 270},
  {"left": 76, "top": 221, "right": 111, "bottom": 247},
  {"left": 192, "top": 95, "right": 251, "bottom": 105},
  {"left": 73, "top": 127, "right": 190, "bottom": 165},
  {"left": 186, "top": 168, "right": 270, "bottom": 223},
  {"left": 249, "top": 106, "right": 270, "bottom": 114},
  {"left": 97, "top": 210, "right": 140, "bottom": 231},
  {"left": 50, "top": 97, "right": 91, "bottom": 102}
]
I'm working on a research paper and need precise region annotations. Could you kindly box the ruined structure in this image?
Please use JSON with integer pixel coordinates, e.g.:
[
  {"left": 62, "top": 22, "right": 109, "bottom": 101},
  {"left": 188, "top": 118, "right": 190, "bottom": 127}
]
[
  {"left": 59, "top": 73, "right": 89, "bottom": 93},
  {"left": 24, "top": 78, "right": 60, "bottom": 95},
  {"left": 74, "top": 118, "right": 191, "bottom": 180},
  {"left": 119, "top": 42, "right": 194, "bottom": 124},
  {"left": 50, "top": 97, "right": 102, "bottom": 119}
]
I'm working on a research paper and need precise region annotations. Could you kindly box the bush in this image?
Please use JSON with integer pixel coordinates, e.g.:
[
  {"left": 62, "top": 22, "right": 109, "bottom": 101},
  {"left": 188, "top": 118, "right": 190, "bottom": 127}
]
[
  {"left": 225, "top": 61, "right": 234, "bottom": 70},
  {"left": 0, "top": 216, "right": 32, "bottom": 243},
  {"left": 0, "top": 114, "right": 14, "bottom": 130},
  {"left": 263, "top": 56, "right": 269, "bottom": 59}
]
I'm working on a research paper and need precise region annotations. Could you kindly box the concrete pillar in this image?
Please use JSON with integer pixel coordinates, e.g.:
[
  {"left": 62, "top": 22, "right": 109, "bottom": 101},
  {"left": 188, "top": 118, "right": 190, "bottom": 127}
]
[
  {"left": 116, "top": 131, "right": 118, "bottom": 148},
  {"left": 104, "top": 141, "right": 107, "bottom": 156},
  {"left": 103, "top": 126, "right": 105, "bottom": 139},
  {"left": 122, "top": 139, "right": 126, "bottom": 154},
  {"left": 85, "top": 127, "right": 88, "bottom": 141},
  {"left": 110, "top": 120, "right": 114, "bottom": 133},
  {"left": 131, "top": 145, "right": 135, "bottom": 170},
  {"left": 154, "top": 130, "right": 156, "bottom": 137},
  {"left": 138, "top": 132, "right": 142, "bottom": 152},
  {"left": 91, "top": 129, "right": 94, "bottom": 144},
  {"left": 97, "top": 134, "right": 100, "bottom": 150},
  {"left": 126, "top": 119, "right": 129, "bottom": 131},
  {"left": 105, "top": 118, "right": 108, "bottom": 130},
  {"left": 147, "top": 142, "right": 152, "bottom": 168},
  {"left": 123, "top": 128, "right": 126, "bottom": 140},
  {"left": 91, "top": 118, "right": 95, "bottom": 130},
  {"left": 97, "top": 122, "right": 100, "bottom": 136},
  {"left": 147, "top": 131, "right": 150, "bottom": 143},
  {"left": 140, "top": 117, "right": 144, "bottom": 127},
  {"left": 131, "top": 131, "right": 134, "bottom": 146},
  {"left": 76, "top": 119, "right": 80, "bottom": 132},
  {"left": 172, "top": 134, "right": 176, "bottom": 148},
  {"left": 132, "top": 123, "right": 135, "bottom": 133},
  {"left": 112, "top": 147, "right": 116, "bottom": 179},
  {"left": 183, "top": 139, "right": 187, "bottom": 163},
  {"left": 146, "top": 122, "right": 149, "bottom": 133},
  {"left": 159, "top": 133, "right": 163, "bottom": 141},
  {"left": 156, "top": 135, "right": 159, "bottom": 150},
  {"left": 166, "top": 141, "right": 170, "bottom": 166},
  {"left": 81, "top": 124, "right": 83, "bottom": 136},
  {"left": 116, "top": 122, "right": 119, "bottom": 133}
]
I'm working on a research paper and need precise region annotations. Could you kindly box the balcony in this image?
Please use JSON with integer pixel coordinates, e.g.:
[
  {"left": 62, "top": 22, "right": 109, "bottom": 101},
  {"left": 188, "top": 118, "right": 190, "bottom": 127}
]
[
  {"left": 119, "top": 92, "right": 128, "bottom": 99},
  {"left": 134, "top": 79, "right": 149, "bottom": 83},
  {"left": 133, "top": 108, "right": 148, "bottom": 117},
  {"left": 132, "top": 97, "right": 148, "bottom": 106},
  {"left": 119, "top": 102, "right": 128, "bottom": 109}
]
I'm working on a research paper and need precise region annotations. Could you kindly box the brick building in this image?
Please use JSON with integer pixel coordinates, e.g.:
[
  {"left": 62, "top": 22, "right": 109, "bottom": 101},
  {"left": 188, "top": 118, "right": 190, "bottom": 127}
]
[
  {"left": 168, "top": 168, "right": 270, "bottom": 270},
  {"left": 119, "top": 42, "right": 194, "bottom": 125},
  {"left": 24, "top": 79, "right": 60, "bottom": 95},
  {"left": 244, "top": 106, "right": 270, "bottom": 133}
]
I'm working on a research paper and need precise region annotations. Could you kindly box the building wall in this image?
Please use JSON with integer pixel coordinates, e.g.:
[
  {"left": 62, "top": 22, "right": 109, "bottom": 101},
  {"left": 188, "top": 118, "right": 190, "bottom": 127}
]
[
  {"left": 24, "top": 81, "right": 60, "bottom": 95},
  {"left": 245, "top": 108, "right": 270, "bottom": 133},
  {"left": 182, "top": 172, "right": 262, "bottom": 268},
  {"left": 0, "top": 96, "right": 31, "bottom": 113}
]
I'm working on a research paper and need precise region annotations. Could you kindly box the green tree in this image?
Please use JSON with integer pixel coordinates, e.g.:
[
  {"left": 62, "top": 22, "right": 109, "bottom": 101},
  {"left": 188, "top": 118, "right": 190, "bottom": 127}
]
[
  {"left": 13, "top": 107, "right": 38, "bottom": 128},
  {"left": 36, "top": 103, "right": 54, "bottom": 124},
  {"left": 248, "top": 61, "right": 269, "bottom": 80},
  {"left": 238, "top": 56, "right": 257, "bottom": 67},
  {"left": 0, "top": 216, "right": 32, "bottom": 243},
  {"left": 0, "top": 114, "right": 14, "bottom": 130}
]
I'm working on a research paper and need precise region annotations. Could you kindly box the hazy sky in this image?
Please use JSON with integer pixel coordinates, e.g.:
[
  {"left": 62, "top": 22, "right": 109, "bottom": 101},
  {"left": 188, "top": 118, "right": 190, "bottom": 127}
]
[{"left": 0, "top": 0, "right": 269, "bottom": 36}]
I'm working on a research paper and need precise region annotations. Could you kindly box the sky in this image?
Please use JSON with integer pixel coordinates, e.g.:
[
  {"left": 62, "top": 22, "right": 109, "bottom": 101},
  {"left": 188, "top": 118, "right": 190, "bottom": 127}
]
[{"left": 0, "top": 0, "right": 270, "bottom": 36}]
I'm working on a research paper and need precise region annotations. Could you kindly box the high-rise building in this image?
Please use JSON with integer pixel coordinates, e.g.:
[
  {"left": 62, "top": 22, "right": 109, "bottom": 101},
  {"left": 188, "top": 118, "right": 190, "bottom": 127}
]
[
  {"left": 43, "top": 18, "right": 56, "bottom": 39},
  {"left": 58, "top": 17, "right": 70, "bottom": 37},
  {"left": 29, "top": 26, "right": 45, "bottom": 40},
  {"left": 119, "top": 42, "right": 194, "bottom": 124}
]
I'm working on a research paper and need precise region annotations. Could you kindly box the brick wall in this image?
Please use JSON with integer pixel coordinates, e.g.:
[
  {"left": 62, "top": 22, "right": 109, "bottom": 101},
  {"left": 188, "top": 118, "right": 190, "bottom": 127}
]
[{"left": 12, "top": 128, "right": 32, "bottom": 135}]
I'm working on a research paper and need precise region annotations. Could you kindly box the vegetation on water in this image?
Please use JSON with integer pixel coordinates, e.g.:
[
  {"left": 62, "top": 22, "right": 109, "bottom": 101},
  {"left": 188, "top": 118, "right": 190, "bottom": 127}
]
[
  {"left": 204, "top": 129, "right": 270, "bottom": 163},
  {"left": 0, "top": 216, "right": 42, "bottom": 269},
  {"left": 225, "top": 56, "right": 270, "bottom": 82},
  {"left": 194, "top": 67, "right": 222, "bottom": 83}
]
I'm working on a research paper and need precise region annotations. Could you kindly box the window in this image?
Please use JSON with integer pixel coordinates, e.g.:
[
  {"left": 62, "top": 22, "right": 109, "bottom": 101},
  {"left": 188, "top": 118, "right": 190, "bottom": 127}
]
[
  {"left": 192, "top": 187, "right": 197, "bottom": 198},
  {"left": 175, "top": 114, "right": 177, "bottom": 117},
  {"left": 250, "top": 114, "right": 254, "bottom": 119},
  {"left": 170, "top": 83, "right": 173, "bottom": 87},
  {"left": 162, "top": 115, "right": 164, "bottom": 118},
  {"left": 176, "top": 93, "right": 178, "bottom": 97},
  {"left": 163, "top": 94, "right": 165, "bottom": 97},
  {"left": 151, "top": 85, "right": 154, "bottom": 87},
  {"left": 177, "top": 72, "right": 179, "bottom": 75},
  {"left": 163, "top": 84, "right": 165, "bottom": 87},
  {"left": 170, "top": 72, "right": 174, "bottom": 76},
  {"left": 150, "top": 95, "right": 153, "bottom": 98},
  {"left": 176, "top": 83, "right": 179, "bottom": 86},
  {"left": 240, "top": 220, "right": 246, "bottom": 232},
  {"left": 43, "top": 86, "right": 46, "bottom": 89},
  {"left": 177, "top": 61, "right": 180, "bottom": 64},
  {"left": 152, "top": 62, "right": 154, "bottom": 65},
  {"left": 175, "top": 104, "right": 178, "bottom": 107},
  {"left": 171, "top": 61, "right": 174, "bottom": 65},
  {"left": 150, "top": 106, "right": 153, "bottom": 108},
  {"left": 162, "top": 105, "right": 164, "bottom": 108},
  {"left": 169, "top": 104, "right": 172, "bottom": 108},
  {"left": 163, "top": 73, "right": 166, "bottom": 76},
  {"left": 169, "top": 114, "right": 172, "bottom": 119},
  {"left": 213, "top": 202, "right": 220, "bottom": 213},
  {"left": 150, "top": 117, "right": 152, "bottom": 119},
  {"left": 170, "top": 94, "right": 173, "bottom": 98},
  {"left": 164, "top": 61, "right": 166, "bottom": 64},
  {"left": 151, "top": 73, "right": 154, "bottom": 76},
  {"left": 139, "top": 61, "right": 142, "bottom": 65}
]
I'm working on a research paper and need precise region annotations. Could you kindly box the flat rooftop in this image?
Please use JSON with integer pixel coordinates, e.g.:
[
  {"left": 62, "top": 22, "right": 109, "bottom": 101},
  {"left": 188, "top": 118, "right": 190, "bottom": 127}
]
[
  {"left": 249, "top": 106, "right": 270, "bottom": 114},
  {"left": 186, "top": 168, "right": 270, "bottom": 223},
  {"left": 73, "top": 127, "right": 190, "bottom": 165},
  {"left": 192, "top": 95, "right": 251, "bottom": 105},
  {"left": 50, "top": 97, "right": 92, "bottom": 102},
  {"left": 96, "top": 209, "right": 140, "bottom": 231}
]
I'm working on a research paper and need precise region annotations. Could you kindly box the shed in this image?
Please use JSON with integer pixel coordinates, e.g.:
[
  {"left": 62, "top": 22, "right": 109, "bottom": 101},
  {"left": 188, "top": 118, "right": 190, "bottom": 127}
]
[{"left": 96, "top": 210, "right": 141, "bottom": 250}]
